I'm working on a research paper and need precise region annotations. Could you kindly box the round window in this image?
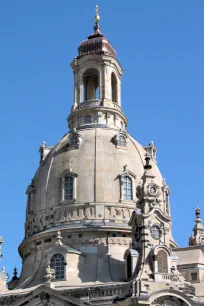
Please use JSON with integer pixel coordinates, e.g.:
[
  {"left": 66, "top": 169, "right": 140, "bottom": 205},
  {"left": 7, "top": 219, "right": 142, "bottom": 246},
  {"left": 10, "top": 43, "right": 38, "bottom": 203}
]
[
  {"left": 151, "top": 225, "right": 162, "bottom": 240},
  {"left": 149, "top": 184, "right": 158, "bottom": 195}
]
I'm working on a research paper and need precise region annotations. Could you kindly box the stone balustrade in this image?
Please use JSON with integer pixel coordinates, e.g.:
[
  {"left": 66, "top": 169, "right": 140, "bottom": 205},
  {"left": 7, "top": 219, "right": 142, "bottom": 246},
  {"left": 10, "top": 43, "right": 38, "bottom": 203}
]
[
  {"left": 25, "top": 204, "right": 133, "bottom": 238},
  {"left": 77, "top": 99, "right": 101, "bottom": 110}
]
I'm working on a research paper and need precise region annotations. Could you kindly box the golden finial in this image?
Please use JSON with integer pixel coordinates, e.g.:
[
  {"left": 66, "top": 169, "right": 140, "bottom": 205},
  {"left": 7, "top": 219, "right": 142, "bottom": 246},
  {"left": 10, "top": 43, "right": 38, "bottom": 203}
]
[{"left": 94, "top": 5, "right": 100, "bottom": 24}]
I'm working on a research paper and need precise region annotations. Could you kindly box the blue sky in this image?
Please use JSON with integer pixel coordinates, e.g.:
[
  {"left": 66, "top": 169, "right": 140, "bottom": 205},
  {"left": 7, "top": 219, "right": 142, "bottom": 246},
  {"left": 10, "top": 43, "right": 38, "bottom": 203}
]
[{"left": 0, "top": 1, "right": 203, "bottom": 280}]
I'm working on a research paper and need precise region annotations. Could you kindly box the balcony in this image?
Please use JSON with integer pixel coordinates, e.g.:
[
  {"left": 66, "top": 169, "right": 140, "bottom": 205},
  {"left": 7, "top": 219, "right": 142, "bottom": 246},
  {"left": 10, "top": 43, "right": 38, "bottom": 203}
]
[
  {"left": 78, "top": 99, "right": 101, "bottom": 110},
  {"left": 154, "top": 273, "right": 179, "bottom": 282},
  {"left": 113, "top": 102, "right": 122, "bottom": 112}
]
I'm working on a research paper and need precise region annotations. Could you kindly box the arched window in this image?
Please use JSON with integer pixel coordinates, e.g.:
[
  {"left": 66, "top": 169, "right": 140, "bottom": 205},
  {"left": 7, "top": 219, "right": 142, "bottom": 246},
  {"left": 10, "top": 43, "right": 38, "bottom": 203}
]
[
  {"left": 127, "top": 253, "right": 132, "bottom": 278},
  {"left": 111, "top": 72, "right": 118, "bottom": 103},
  {"left": 123, "top": 176, "right": 133, "bottom": 200},
  {"left": 117, "top": 135, "right": 126, "bottom": 146},
  {"left": 157, "top": 250, "right": 168, "bottom": 274},
  {"left": 50, "top": 254, "right": 65, "bottom": 280},
  {"left": 64, "top": 175, "right": 73, "bottom": 200},
  {"left": 70, "top": 135, "right": 78, "bottom": 147},
  {"left": 165, "top": 193, "right": 169, "bottom": 215},
  {"left": 26, "top": 183, "right": 35, "bottom": 215},
  {"left": 84, "top": 115, "right": 92, "bottom": 124},
  {"left": 27, "top": 191, "right": 32, "bottom": 214},
  {"left": 83, "top": 68, "right": 99, "bottom": 101}
]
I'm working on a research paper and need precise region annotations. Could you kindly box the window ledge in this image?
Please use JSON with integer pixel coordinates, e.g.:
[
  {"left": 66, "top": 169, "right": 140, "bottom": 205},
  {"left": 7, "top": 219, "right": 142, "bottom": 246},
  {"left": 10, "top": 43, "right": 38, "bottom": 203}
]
[
  {"left": 119, "top": 200, "right": 135, "bottom": 204},
  {"left": 116, "top": 146, "right": 127, "bottom": 150},
  {"left": 60, "top": 199, "right": 76, "bottom": 205},
  {"left": 68, "top": 145, "right": 79, "bottom": 151}
]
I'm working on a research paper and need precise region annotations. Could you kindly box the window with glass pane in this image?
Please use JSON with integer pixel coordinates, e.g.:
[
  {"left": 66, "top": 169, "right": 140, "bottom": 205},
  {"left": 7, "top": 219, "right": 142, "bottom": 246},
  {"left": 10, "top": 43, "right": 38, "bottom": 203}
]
[
  {"left": 165, "top": 193, "right": 169, "bottom": 215},
  {"left": 123, "top": 176, "right": 132, "bottom": 200},
  {"left": 27, "top": 191, "right": 32, "bottom": 213},
  {"left": 118, "top": 135, "right": 126, "bottom": 146},
  {"left": 85, "top": 115, "right": 92, "bottom": 124},
  {"left": 70, "top": 135, "right": 78, "bottom": 146},
  {"left": 151, "top": 225, "right": 161, "bottom": 240},
  {"left": 50, "top": 254, "right": 65, "bottom": 280},
  {"left": 64, "top": 175, "right": 73, "bottom": 200}
]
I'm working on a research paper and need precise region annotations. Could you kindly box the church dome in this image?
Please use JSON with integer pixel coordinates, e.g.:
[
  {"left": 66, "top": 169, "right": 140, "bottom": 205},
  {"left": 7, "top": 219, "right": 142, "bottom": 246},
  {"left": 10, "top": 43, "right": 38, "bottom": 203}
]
[
  {"left": 24, "top": 128, "right": 163, "bottom": 239},
  {"left": 17, "top": 7, "right": 175, "bottom": 289}
]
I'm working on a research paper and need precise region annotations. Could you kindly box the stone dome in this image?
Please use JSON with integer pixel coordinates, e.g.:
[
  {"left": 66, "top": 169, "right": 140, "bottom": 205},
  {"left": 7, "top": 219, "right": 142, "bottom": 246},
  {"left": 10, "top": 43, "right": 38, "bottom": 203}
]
[
  {"left": 24, "top": 128, "right": 163, "bottom": 239},
  {"left": 17, "top": 15, "right": 174, "bottom": 289},
  {"left": 19, "top": 128, "right": 167, "bottom": 288}
]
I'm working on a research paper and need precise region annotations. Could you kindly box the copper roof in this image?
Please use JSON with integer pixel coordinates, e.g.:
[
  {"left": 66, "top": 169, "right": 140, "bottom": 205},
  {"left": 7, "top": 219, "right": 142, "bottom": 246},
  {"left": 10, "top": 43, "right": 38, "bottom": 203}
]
[{"left": 78, "top": 24, "right": 116, "bottom": 58}]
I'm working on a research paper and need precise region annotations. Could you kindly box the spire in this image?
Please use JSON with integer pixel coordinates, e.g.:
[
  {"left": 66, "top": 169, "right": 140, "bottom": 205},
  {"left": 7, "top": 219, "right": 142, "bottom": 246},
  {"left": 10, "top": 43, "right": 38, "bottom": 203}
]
[
  {"left": 195, "top": 206, "right": 202, "bottom": 224},
  {"left": 87, "top": 5, "right": 103, "bottom": 39},
  {"left": 94, "top": 5, "right": 100, "bottom": 25},
  {"left": 78, "top": 4, "right": 116, "bottom": 57},
  {"left": 93, "top": 5, "right": 101, "bottom": 35},
  {"left": 12, "top": 267, "right": 18, "bottom": 280},
  {"left": 189, "top": 207, "right": 204, "bottom": 246}
]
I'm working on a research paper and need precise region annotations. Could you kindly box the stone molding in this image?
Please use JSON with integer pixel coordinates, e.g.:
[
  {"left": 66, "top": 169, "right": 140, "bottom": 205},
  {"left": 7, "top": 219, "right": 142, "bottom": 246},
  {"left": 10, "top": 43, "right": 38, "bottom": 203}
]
[{"left": 25, "top": 204, "right": 134, "bottom": 238}]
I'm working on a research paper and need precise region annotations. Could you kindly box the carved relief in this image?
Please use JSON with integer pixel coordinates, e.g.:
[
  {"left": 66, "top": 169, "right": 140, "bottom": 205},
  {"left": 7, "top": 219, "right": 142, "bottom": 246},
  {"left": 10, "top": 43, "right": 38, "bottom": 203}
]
[
  {"left": 108, "top": 237, "right": 131, "bottom": 245},
  {"left": 25, "top": 205, "right": 133, "bottom": 238},
  {"left": 25, "top": 205, "right": 97, "bottom": 237},
  {"left": 105, "top": 207, "right": 132, "bottom": 221}
]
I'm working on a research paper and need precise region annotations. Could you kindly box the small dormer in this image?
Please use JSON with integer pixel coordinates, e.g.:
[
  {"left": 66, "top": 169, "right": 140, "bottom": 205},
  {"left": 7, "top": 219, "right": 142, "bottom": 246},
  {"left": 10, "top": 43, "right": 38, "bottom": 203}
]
[
  {"left": 26, "top": 180, "right": 36, "bottom": 215},
  {"left": 144, "top": 141, "right": 157, "bottom": 162},
  {"left": 113, "top": 131, "right": 128, "bottom": 149},
  {"left": 39, "top": 141, "right": 53, "bottom": 164},
  {"left": 68, "top": 130, "right": 83, "bottom": 150}
]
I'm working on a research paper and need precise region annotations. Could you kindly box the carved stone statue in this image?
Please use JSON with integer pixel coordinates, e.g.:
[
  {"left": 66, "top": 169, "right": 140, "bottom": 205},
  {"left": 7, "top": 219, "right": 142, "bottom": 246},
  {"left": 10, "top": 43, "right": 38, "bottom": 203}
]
[{"left": 44, "top": 264, "right": 55, "bottom": 282}]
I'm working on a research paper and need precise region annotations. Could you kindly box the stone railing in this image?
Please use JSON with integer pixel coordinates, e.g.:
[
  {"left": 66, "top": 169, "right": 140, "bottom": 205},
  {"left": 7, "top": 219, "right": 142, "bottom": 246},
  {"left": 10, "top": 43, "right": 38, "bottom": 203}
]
[
  {"left": 25, "top": 204, "right": 133, "bottom": 238},
  {"left": 69, "top": 282, "right": 132, "bottom": 300},
  {"left": 78, "top": 99, "right": 101, "bottom": 110},
  {"left": 155, "top": 273, "right": 179, "bottom": 282},
  {"left": 113, "top": 102, "right": 122, "bottom": 112}
]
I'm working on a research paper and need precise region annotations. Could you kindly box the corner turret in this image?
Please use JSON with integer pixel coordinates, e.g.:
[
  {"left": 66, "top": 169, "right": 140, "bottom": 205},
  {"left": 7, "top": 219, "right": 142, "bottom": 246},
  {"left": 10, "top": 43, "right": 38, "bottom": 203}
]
[{"left": 189, "top": 207, "right": 204, "bottom": 246}]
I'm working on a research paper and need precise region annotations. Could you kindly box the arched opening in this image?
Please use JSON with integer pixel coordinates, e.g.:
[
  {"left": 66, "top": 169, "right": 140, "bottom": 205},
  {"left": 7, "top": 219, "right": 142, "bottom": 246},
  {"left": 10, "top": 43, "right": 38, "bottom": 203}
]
[
  {"left": 27, "top": 191, "right": 32, "bottom": 214},
  {"left": 111, "top": 72, "right": 118, "bottom": 103},
  {"left": 83, "top": 68, "right": 99, "bottom": 101},
  {"left": 50, "top": 254, "right": 65, "bottom": 280},
  {"left": 84, "top": 115, "right": 92, "bottom": 124},
  {"left": 127, "top": 253, "right": 132, "bottom": 278},
  {"left": 117, "top": 135, "right": 126, "bottom": 146},
  {"left": 70, "top": 134, "right": 78, "bottom": 146},
  {"left": 165, "top": 193, "right": 169, "bottom": 215},
  {"left": 157, "top": 250, "right": 168, "bottom": 274}
]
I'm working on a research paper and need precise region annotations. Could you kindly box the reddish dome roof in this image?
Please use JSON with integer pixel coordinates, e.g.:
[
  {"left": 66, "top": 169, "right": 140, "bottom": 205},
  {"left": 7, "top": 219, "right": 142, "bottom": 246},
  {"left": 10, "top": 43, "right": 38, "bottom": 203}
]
[{"left": 78, "top": 24, "right": 116, "bottom": 58}]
